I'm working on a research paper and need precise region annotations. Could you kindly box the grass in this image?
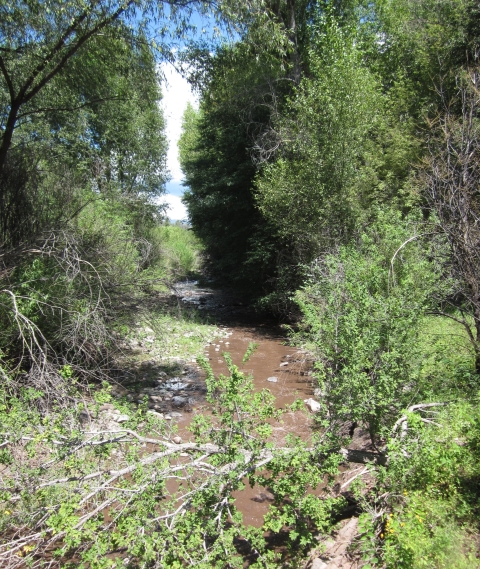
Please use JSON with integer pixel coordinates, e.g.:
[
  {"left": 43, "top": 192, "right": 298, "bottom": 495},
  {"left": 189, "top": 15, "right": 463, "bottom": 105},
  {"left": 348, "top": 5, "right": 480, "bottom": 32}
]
[
  {"left": 152, "top": 223, "right": 204, "bottom": 282},
  {"left": 417, "top": 314, "right": 477, "bottom": 399}
]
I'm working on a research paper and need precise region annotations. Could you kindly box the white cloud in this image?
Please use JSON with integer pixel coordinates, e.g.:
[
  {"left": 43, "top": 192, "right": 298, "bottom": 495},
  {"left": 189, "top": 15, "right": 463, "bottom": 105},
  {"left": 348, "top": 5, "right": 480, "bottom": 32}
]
[
  {"left": 160, "top": 63, "right": 198, "bottom": 184},
  {"left": 163, "top": 194, "right": 188, "bottom": 221}
]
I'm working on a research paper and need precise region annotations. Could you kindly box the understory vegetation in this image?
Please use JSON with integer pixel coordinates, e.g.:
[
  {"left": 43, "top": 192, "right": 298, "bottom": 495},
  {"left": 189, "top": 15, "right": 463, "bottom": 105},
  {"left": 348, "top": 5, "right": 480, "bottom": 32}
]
[{"left": 2, "top": 0, "right": 480, "bottom": 567}]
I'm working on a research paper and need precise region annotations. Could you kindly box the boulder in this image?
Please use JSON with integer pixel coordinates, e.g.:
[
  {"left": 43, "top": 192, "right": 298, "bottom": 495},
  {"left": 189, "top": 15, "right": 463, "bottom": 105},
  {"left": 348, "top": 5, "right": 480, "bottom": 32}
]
[{"left": 304, "top": 398, "right": 321, "bottom": 413}]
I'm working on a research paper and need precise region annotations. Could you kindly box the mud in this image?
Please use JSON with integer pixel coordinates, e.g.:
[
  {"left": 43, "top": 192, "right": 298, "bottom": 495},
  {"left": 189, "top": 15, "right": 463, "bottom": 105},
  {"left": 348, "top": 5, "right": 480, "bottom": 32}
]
[{"left": 167, "top": 282, "right": 319, "bottom": 527}]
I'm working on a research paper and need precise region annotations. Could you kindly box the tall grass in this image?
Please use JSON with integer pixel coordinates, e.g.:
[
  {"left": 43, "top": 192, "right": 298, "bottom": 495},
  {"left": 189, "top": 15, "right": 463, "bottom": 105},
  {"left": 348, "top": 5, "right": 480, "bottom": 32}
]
[{"left": 152, "top": 223, "right": 203, "bottom": 281}]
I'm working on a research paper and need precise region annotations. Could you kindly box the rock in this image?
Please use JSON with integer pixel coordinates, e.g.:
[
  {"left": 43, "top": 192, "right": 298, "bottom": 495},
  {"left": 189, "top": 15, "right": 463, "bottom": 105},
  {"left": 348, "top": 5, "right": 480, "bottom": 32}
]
[
  {"left": 311, "top": 560, "right": 327, "bottom": 569},
  {"left": 172, "top": 396, "right": 187, "bottom": 407},
  {"left": 99, "top": 403, "right": 115, "bottom": 411},
  {"left": 79, "top": 410, "right": 90, "bottom": 424},
  {"left": 150, "top": 395, "right": 163, "bottom": 402},
  {"left": 170, "top": 412, "right": 183, "bottom": 418},
  {"left": 252, "top": 491, "right": 274, "bottom": 503},
  {"left": 172, "top": 436, "right": 182, "bottom": 444},
  {"left": 267, "top": 376, "right": 278, "bottom": 383},
  {"left": 304, "top": 398, "right": 321, "bottom": 413},
  {"left": 115, "top": 414, "right": 130, "bottom": 423},
  {"left": 147, "top": 410, "right": 164, "bottom": 419},
  {"left": 165, "top": 415, "right": 172, "bottom": 420},
  {"left": 165, "top": 380, "right": 188, "bottom": 391},
  {"left": 280, "top": 362, "right": 289, "bottom": 367},
  {"left": 139, "top": 388, "right": 158, "bottom": 395}
]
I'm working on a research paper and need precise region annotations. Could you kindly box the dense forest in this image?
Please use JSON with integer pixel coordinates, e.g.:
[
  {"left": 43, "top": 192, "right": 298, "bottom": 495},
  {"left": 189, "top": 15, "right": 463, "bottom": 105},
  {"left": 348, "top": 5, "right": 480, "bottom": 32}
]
[{"left": 1, "top": 0, "right": 480, "bottom": 567}]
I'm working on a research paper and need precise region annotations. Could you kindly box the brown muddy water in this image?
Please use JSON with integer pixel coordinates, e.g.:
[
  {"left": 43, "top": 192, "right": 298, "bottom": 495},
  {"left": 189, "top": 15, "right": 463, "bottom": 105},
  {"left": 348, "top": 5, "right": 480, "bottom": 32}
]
[{"left": 173, "top": 282, "right": 317, "bottom": 527}]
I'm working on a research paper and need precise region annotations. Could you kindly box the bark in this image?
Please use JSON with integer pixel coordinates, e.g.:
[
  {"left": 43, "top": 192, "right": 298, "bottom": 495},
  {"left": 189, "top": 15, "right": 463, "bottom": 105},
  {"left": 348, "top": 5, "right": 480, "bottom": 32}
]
[
  {"left": 286, "top": 0, "right": 301, "bottom": 84},
  {"left": 0, "top": 102, "right": 20, "bottom": 174}
]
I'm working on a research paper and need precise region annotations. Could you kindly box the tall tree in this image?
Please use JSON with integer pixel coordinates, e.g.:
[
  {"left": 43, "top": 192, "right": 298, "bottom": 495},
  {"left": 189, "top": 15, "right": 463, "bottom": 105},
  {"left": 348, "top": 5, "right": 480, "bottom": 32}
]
[
  {"left": 0, "top": 0, "right": 265, "bottom": 178},
  {"left": 179, "top": 43, "right": 286, "bottom": 296}
]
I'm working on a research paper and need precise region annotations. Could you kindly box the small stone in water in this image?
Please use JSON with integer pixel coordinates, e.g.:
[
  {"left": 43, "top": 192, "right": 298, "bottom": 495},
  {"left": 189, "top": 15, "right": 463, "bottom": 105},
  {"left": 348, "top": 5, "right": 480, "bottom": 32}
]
[
  {"left": 267, "top": 376, "right": 278, "bottom": 383},
  {"left": 280, "top": 362, "right": 289, "bottom": 367}
]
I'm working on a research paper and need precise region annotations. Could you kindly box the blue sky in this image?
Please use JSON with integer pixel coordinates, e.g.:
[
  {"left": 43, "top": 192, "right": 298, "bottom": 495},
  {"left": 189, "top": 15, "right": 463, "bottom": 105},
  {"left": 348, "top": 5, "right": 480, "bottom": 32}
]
[
  {"left": 158, "top": 10, "right": 234, "bottom": 221},
  {"left": 160, "top": 61, "right": 198, "bottom": 221}
]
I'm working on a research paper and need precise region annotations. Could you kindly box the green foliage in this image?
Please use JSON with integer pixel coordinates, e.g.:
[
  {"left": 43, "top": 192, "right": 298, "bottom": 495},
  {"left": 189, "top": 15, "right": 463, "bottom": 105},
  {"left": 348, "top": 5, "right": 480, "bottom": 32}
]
[
  {"left": 242, "top": 341, "right": 258, "bottom": 363},
  {"left": 179, "top": 41, "right": 289, "bottom": 297},
  {"left": 256, "top": 13, "right": 383, "bottom": 254},
  {"left": 0, "top": 351, "right": 346, "bottom": 567},
  {"left": 362, "top": 400, "right": 480, "bottom": 568},
  {"left": 296, "top": 212, "right": 440, "bottom": 438},
  {"left": 152, "top": 223, "right": 204, "bottom": 280},
  {"left": 382, "top": 493, "right": 478, "bottom": 569}
]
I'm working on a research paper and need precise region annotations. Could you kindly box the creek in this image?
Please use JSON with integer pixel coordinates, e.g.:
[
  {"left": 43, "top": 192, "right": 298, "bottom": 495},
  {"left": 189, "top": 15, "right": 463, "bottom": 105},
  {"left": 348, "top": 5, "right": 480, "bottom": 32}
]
[{"left": 172, "top": 281, "right": 317, "bottom": 527}]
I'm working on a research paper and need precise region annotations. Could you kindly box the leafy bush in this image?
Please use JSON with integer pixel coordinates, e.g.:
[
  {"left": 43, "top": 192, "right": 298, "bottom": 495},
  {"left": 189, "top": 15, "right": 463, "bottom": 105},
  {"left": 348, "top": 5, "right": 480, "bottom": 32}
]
[
  {"left": 296, "top": 212, "right": 441, "bottom": 440},
  {"left": 368, "top": 399, "right": 480, "bottom": 568}
]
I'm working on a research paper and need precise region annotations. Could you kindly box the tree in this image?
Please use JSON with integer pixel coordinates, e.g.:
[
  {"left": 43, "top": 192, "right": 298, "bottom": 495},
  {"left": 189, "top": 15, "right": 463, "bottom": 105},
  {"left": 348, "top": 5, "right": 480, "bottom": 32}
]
[
  {"left": 0, "top": 26, "right": 168, "bottom": 248},
  {"left": 255, "top": 11, "right": 383, "bottom": 263},
  {"left": 179, "top": 42, "right": 288, "bottom": 297},
  {"left": 423, "top": 65, "right": 480, "bottom": 371},
  {"left": 0, "top": 0, "right": 267, "bottom": 190}
]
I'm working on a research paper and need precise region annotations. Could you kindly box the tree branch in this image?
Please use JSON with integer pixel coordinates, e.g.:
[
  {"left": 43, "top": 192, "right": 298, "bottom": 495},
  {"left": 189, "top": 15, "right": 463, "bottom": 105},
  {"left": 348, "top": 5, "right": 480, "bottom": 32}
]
[{"left": 0, "top": 55, "right": 15, "bottom": 100}]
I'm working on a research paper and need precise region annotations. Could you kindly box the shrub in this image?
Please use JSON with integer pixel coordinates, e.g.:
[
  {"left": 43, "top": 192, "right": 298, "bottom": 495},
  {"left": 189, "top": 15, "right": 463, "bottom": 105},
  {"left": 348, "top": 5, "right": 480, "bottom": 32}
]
[{"left": 295, "top": 212, "right": 441, "bottom": 441}]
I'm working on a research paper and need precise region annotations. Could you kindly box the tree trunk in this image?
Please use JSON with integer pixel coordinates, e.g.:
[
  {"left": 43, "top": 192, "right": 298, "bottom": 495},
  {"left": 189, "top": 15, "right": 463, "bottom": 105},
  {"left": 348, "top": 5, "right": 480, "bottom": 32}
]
[
  {"left": 475, "top": 305, "right": 480, "bottom": 374},
  {"left": 0, "top": 101, "right": 20, "bottom": 176},
  {"left": 286, "top": 0, "right": 301, "bottom": 84}
]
